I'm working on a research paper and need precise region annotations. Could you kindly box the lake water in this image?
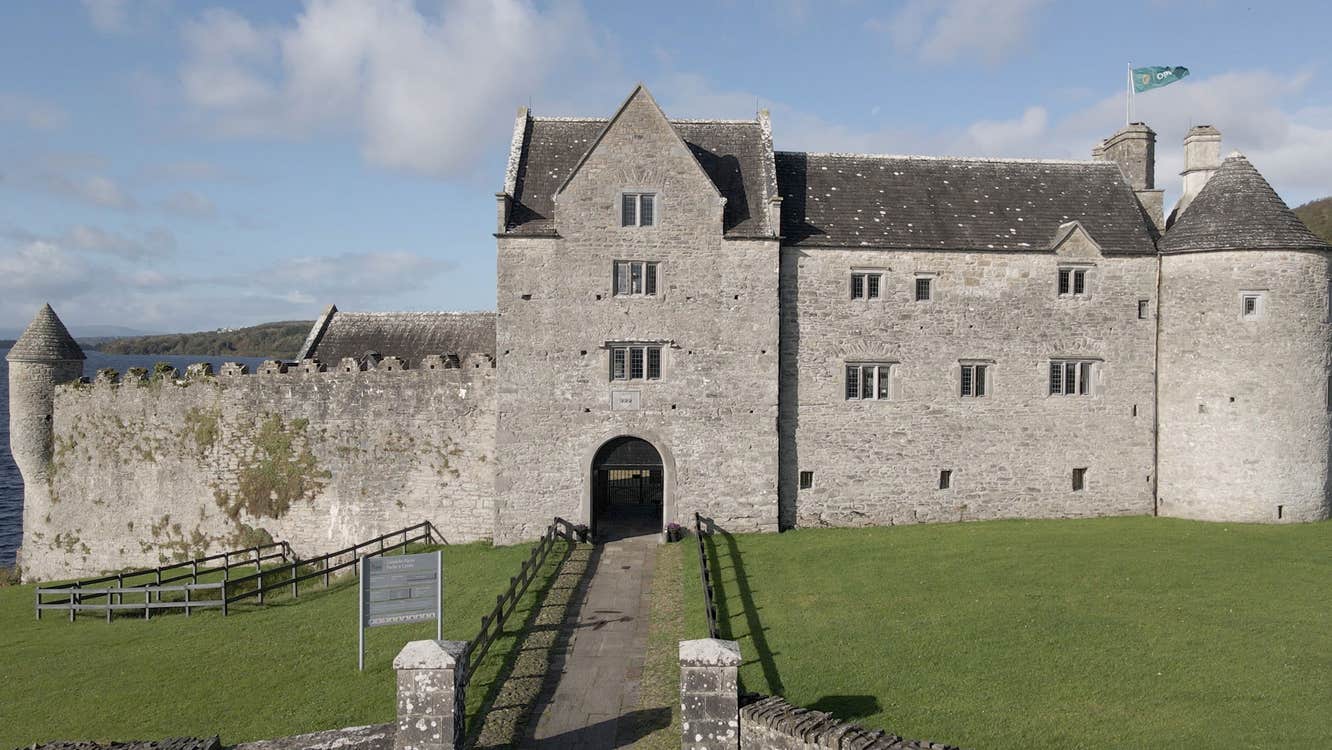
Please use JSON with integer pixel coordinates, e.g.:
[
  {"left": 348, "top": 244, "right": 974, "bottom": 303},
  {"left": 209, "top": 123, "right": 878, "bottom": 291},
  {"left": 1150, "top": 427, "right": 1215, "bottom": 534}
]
[{"left": 0, "top": 349, "right": 269, "bottom": 568}]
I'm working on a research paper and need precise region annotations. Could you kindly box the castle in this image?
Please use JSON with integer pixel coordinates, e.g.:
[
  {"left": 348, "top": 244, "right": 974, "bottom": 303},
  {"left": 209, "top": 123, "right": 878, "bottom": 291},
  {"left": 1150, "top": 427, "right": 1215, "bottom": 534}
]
[{"left": 9, "top": 86, "right": 1330, "bottom": 581}]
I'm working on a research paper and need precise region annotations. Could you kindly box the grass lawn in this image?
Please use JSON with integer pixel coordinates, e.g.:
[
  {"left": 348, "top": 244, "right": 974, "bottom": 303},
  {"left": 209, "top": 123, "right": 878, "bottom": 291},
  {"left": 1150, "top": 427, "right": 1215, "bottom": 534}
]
[
  {"left": 691, "top": 517, "right": 1332, "bottom": 749},
  {"left": 0, "top": 540, "right": 566, "bottom": 748}
]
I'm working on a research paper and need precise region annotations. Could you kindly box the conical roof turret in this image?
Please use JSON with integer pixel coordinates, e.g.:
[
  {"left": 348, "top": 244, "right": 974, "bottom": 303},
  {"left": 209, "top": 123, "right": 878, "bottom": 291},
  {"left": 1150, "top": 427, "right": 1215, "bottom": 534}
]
[
  {"left": 1161, "top": 152, "right": 1330, "bottom": 254},
  {"left": 6, "top": 303, "right": 85, "bottom": 362}
]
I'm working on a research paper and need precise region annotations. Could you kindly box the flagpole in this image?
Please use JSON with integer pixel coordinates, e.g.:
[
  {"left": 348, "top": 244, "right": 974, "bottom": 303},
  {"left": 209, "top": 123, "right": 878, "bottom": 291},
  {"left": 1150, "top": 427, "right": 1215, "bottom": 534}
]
[{"left": 1126, "top": 62, "right": 1133, "bottom": 125}]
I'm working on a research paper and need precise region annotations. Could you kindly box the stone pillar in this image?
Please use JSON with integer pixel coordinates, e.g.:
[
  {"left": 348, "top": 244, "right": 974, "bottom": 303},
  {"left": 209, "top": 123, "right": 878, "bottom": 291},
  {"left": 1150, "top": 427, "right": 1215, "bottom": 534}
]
[
  {"left": 679, "top": 638, "right": 741, "bottom": 750},
  {"left": 393, "top": 640, "right": 467, "bottom": 750}
]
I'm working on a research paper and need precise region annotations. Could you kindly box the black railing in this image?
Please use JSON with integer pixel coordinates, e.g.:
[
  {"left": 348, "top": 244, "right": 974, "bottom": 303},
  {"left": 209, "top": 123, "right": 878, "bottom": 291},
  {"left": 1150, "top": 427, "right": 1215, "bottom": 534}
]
[
  {"left": 35, "top": 522, "right": 442, "bottom": 621},
  {"left": 461, "top": 517, "right": 580, "bottom": 687},
  {"left": 35, "top": 541, "right": 291, "bottom": 621},
  {"left": 224, "top": 521, "right": 439, "bottom": 608},
  {"left": 695, "top": 512, "right": 720, "bottom": 639}
]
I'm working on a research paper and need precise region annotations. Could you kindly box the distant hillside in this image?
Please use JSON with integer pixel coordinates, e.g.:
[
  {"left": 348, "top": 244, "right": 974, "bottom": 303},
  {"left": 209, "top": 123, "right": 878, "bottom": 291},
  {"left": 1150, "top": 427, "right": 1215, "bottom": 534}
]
[
  {"left": 97, "top": 321, "right": 313, "bottom": 359},
  {"left": 1294, "top": 197, "right": 1332, "bottom": 243}
]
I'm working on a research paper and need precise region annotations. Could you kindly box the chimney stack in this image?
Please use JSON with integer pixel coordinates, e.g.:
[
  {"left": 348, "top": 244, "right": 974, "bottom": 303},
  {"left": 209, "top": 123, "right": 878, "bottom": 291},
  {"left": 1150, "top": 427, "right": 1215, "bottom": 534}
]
[
  {"left": 1094, "top": 123, "right": 1164, "bottom": 232},
  {"left": 1177, "top": 125, "right": 1221, "bottom": 216}
]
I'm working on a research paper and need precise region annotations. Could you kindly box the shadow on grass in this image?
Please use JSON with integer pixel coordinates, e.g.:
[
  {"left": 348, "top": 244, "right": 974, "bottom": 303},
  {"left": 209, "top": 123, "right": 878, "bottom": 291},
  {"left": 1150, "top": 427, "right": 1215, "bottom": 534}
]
[
  {"left": 699, "top": 518, "right": 785, "bottom": 696},
  {"left": 808, "top": 694, "right": 881, "bottom": 721},
  {"left": 466, "top": 540, "right": 596, "bottom": 749}
]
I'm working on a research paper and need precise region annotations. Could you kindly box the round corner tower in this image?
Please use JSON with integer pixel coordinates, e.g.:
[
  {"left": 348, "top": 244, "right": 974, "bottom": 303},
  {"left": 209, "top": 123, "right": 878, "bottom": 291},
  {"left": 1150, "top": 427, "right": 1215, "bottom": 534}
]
[
  {"left": 1157, "top": 150, "right": 1332, "bottom": 523},
  {"left": 7, "top": 304, "right": 85, "bottom": 568}
]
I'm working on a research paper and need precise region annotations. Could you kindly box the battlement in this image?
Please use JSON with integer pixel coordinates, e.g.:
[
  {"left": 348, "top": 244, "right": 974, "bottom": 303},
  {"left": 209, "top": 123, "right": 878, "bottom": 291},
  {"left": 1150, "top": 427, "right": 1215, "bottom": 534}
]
[{"left": 68, "top": 352, "right": 496, "bottom": 390}]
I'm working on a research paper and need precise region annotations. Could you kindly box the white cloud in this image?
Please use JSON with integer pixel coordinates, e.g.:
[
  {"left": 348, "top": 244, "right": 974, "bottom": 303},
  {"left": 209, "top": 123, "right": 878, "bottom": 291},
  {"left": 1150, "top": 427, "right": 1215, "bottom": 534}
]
[
  {"left": 3, "top": 225, "right": 175, "bottom": 260},
  {"left": 82, "top": 0, "right": 170, "bottom": 34},
  {"left": 868, "top": 0, "right": 1050, "bottom": 64},
  {"left": 0, "top": 93, "right": 68, "bottom": 130},
  {"left": 160, "top": 190, "right": 217, "bottom": 219},
  {"left": 655, "top": 67, "right": 1332, "bottom": 208},
  {"left": 180, "top": 0, "right": 598, "bottom": 176},
  {"left": 82, "top": 0, "right": 130, "bottom": 33},
  {"left": 262, "top": 251, "right": 454, "bottom": 299}
]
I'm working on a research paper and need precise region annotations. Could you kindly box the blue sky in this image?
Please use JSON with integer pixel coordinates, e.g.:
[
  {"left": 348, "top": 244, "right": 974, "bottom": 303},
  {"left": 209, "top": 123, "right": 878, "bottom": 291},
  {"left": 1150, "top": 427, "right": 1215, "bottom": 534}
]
[{"left": 2, "top": 0, "right": 1330, "bottom": 333}]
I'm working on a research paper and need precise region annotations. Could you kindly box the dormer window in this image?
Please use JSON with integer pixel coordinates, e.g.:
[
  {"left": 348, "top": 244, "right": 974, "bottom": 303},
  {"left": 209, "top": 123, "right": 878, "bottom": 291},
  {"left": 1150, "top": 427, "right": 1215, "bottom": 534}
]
[{"left": 621, "top": 193, "right": 655, "bottom": 227}]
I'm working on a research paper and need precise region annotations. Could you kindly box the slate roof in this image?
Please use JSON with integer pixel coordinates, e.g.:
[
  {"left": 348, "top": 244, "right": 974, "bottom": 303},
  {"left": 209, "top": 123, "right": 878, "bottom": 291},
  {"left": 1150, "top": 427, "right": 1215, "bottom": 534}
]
[
  {"left": 505, "top": 117, "right": 773, "bottom": 237},
  {"left": 7, "top": 303, "right": 85, "bottom": 362},
  {"left": 775, "top": 152, "right": 1158, "bottom": 254},
  {"left": 298, "top": 308, "right": 495, "bottom": 366},
  {"left": 1160, "top": 152, "right": 1331, "bottom": 254}
]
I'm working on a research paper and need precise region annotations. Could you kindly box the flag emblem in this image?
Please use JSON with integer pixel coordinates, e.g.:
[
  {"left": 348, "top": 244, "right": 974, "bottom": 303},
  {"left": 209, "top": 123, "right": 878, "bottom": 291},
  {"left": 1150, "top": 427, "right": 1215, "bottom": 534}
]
[{"left": 1133, "top": 66, "right": 1190, "bottom": 93}]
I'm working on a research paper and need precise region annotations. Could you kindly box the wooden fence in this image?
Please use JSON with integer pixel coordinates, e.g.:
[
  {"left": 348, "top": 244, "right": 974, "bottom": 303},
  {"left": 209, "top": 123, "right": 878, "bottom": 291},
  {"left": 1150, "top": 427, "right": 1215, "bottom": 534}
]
[
  {"left": 35, "top": 522, "right": 440, "bottom": 621},
  {"left": 695, "top": 512, "right": 720, "bottom": 639},
  {"left": 460, "top": 517, "right": 582, "bottom": 687}
]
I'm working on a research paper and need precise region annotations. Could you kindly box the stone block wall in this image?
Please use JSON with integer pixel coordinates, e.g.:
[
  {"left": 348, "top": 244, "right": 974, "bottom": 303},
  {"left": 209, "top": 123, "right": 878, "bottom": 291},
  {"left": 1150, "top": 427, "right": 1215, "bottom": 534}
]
[
  {"left": 1158, "top": 249, "right": 1332, "bottom": 522},
  {"left": 779, "top": 247, "right": 1158, "bottom": 529},
  {"left": 19, "top": 355, "right": 496, "bottom": 581},
  {"left": 494, "top": 89, "right": 780, "bottom": 543},
  {"left": 740, "top": 695, "right": 963, "bottom": 749}
]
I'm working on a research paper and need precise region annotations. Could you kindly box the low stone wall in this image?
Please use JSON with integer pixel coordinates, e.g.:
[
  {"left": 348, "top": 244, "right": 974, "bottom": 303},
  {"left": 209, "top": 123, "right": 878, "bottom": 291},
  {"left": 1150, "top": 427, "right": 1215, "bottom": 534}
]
[{"left": 739, "top": 695, "right": 965, "bottom": 750}]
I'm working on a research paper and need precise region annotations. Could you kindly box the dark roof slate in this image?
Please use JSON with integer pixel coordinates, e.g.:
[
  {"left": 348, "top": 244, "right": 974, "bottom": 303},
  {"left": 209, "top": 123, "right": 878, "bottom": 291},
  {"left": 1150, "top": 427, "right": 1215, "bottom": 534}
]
[
  {"left": 775, "top": 152, "right": 1157, "bottom": 254},
  {"left": 7, "top": 303, "right": 85, "bottom": 362},
  {"left": 1160, "top": 153, "right": 1331, "bottom": 254},
  {"left": 299, "top": 310, "right": 495, "bottom": 366},
  {"left": 506, "top": 117, "right": 771, "bottom": 237}
]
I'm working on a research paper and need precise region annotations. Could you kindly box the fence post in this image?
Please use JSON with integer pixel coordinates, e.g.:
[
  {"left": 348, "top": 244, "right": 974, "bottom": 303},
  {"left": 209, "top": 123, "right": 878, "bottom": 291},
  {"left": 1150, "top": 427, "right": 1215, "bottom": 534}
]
[
  {"left": 116, "top": 573, "right": 123, "bottom": 609},
  {"left": 222, "top": 568, "right": 229, "bottom": 617},
  {"left": 679, "top": 639, "right": 742, "bottom": 750},
  {"left": 323, "top": 557, "right": 330, "bottom": 588},
  {"left": 393, "top": 640, "right": 467, "bottom": 750},
  {"left": 145, "top": 588, "right": 151, "bottom": 620},
  {"left": 192, "top": 559, "right": 199, "bottom": 586},
  {"left": 291, "top": 559, "right": 299, "bottom": 598},
  {"left": 35, "top": 588, "right": 41, "bottom": 621},
  {"left": 185, "top": 581, "right": 191, "bottom": 617},
  {"left": 154, "top": 568, "right": 161, "bottom": 603},
  {"left": 70, "top": 583, "right": 77, "bottom": 623}
]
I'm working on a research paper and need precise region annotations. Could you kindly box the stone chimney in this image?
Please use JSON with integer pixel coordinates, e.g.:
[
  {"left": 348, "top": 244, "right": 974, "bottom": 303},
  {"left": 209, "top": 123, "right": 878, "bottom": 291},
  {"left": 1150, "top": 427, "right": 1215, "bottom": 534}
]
[
  {"left": 1094, "top": 122, "right": 1164, "bottom": 232},
  {"left": 1177, "top": 125, "right": 1221, "bottom": 216}
]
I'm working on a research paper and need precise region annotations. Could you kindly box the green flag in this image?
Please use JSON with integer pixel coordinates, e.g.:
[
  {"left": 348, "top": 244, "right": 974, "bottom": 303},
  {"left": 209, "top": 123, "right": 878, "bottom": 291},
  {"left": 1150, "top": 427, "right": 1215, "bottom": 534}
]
[{"left": 1133, "top": 66, "right": 1190, "bottom": 93}]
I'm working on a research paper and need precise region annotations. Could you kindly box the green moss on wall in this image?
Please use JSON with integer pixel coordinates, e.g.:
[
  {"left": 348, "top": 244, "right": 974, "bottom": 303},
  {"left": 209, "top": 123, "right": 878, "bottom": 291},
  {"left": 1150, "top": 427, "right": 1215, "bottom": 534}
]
[
  {"left": 182, "top": 407, "right": 222, "bottom": 457},
  {"left": 216, "top": 414, "right": 329, "bottom": 522}
]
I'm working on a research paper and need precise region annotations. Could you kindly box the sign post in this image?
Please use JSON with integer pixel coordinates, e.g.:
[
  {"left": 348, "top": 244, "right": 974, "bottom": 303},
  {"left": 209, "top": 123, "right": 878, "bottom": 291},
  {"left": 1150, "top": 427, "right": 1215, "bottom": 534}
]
[{"left": 358, "top": 549, "right": 443, "bottom": 671}]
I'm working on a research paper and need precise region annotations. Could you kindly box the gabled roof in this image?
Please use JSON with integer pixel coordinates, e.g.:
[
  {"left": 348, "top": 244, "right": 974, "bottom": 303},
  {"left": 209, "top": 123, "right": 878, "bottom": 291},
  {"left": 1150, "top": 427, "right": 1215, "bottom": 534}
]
[
  {"left": 503, "top": 109, "right": 773, "bottom": 237},
  {"left": 1160, "top": 152, "right": 1331, "bottom": 254},
  {"left": 552, "top": 85, "right": 721, "bottom": 204},
  {"left": 7, "top": 303, "right": 85, "bottom": 362},
  {"left": 297, "top": 308, "right": 495, "bottom": 366},
  {"left": 775, "top": 153, "right": 1157, "bottom": 254}
]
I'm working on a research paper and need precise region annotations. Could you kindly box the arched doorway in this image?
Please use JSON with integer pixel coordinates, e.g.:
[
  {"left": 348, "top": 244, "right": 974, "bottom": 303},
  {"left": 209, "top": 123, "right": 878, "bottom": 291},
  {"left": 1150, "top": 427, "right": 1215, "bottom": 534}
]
[{"left": 591, "top": 436, "right": 664, "bottom": 540}]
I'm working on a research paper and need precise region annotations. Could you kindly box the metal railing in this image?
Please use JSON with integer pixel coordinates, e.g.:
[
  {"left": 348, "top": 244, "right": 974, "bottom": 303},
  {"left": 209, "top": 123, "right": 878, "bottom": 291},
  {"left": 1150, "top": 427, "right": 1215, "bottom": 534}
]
[
  {"left": 224, "top": 521, "right": 439, "bottom": 609},
  {"left": 35, "top": 541, "right": 290, "bottom": 621},
  {"left": 35, "top": 522, "right": 441, "bottom": 621},
  {"left": 461, "top": 517, "right": 580, "bottom": 686},
  {"left": 695, "top": 512, "right": 720, "bottom": 639}
]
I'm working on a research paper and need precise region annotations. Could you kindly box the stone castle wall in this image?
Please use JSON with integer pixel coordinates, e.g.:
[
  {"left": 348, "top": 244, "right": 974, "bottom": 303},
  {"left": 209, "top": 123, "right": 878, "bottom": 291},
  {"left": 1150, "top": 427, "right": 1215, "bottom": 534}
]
[
  {"left": 779, "top": 246, "right": 1159, "bottom": 528},
  {"left": 1158, "top": 249, "right": 1332, "bottom": 522},
  {"left": 494, "top": 91, "right": 780, "bottom": 543},
  {"left": 19, "top": 356, "right": 496, "bottom": 581}
]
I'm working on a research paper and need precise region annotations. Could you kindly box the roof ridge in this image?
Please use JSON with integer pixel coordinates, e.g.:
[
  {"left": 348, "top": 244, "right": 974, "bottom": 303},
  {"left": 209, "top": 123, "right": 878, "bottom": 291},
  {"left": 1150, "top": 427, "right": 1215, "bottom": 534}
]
[
  {"left": 531, "top": 116, "right": 758, "bottom": 125},
  {"left": 778, "top": 151, "right": 1106, "bottom": 166}
]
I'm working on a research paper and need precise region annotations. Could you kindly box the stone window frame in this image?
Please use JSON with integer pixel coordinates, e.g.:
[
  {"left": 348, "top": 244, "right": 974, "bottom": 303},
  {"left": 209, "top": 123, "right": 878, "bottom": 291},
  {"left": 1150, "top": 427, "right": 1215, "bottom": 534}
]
[
  {"left": 850, "top": 268, "right": 885, "bottom": 301},
  {"left": 1048, "top": 358, "right": 1100, "bottom": 397},
  {"left": 844, "top": 361, "right": 896, "bottom": 401},
  {"left": 608, "top": 341, "right": 665, "bottom": 382},
  {"left": 1057, "top": 263, "right": 1095, "bottom": 299},
  {"left": 1239, "top": 290, "right": 1267, "bottom": 321},
  {"left": 619, "top": 191, "right": 658, "bottom": 228},
  {"left": 958, "top": 359, "right": 993, "bottom": 399},
  {"left": 913, "top": 272, "right": 937, "bottom": 303},
  {"left": 613, "top": 260, "right": 660, "bottom": 297}
]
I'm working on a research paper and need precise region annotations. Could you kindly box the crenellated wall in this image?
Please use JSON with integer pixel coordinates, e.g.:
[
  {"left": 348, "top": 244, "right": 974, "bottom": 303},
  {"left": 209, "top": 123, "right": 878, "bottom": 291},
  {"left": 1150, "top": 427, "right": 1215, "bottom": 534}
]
[{"left": 18, "top": 354, "right": 496, "bottom": 581}]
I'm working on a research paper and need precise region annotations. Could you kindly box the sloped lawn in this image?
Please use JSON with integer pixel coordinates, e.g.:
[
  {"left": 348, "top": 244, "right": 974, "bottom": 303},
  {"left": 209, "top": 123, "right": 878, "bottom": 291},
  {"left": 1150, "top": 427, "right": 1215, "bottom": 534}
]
[
  {"left": 693, "top": 517, "right": 1331, "bottom": 749},
  {"left": 0, "top": 540, "right": 565, "bottom": 748}
]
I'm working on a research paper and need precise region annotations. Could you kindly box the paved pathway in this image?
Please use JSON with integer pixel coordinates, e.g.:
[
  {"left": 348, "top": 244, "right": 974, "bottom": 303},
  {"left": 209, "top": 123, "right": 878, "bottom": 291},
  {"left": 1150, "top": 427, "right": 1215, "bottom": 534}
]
[{"left": 523, "top": 531, "right": 658, "bottom": 748}]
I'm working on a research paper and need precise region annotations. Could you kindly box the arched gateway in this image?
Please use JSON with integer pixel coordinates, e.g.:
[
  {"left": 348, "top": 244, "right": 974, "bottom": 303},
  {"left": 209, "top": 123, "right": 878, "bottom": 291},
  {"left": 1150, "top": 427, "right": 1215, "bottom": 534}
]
[{"left": 590, "top": 436, "right": 665, "bottom": 540}]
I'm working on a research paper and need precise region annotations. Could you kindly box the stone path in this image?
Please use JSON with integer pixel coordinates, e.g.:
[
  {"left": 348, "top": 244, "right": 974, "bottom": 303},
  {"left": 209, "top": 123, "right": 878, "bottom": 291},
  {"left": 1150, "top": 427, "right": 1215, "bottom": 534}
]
[{"left": 523, "top": 532, "right": 658, "bottom": 748}]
